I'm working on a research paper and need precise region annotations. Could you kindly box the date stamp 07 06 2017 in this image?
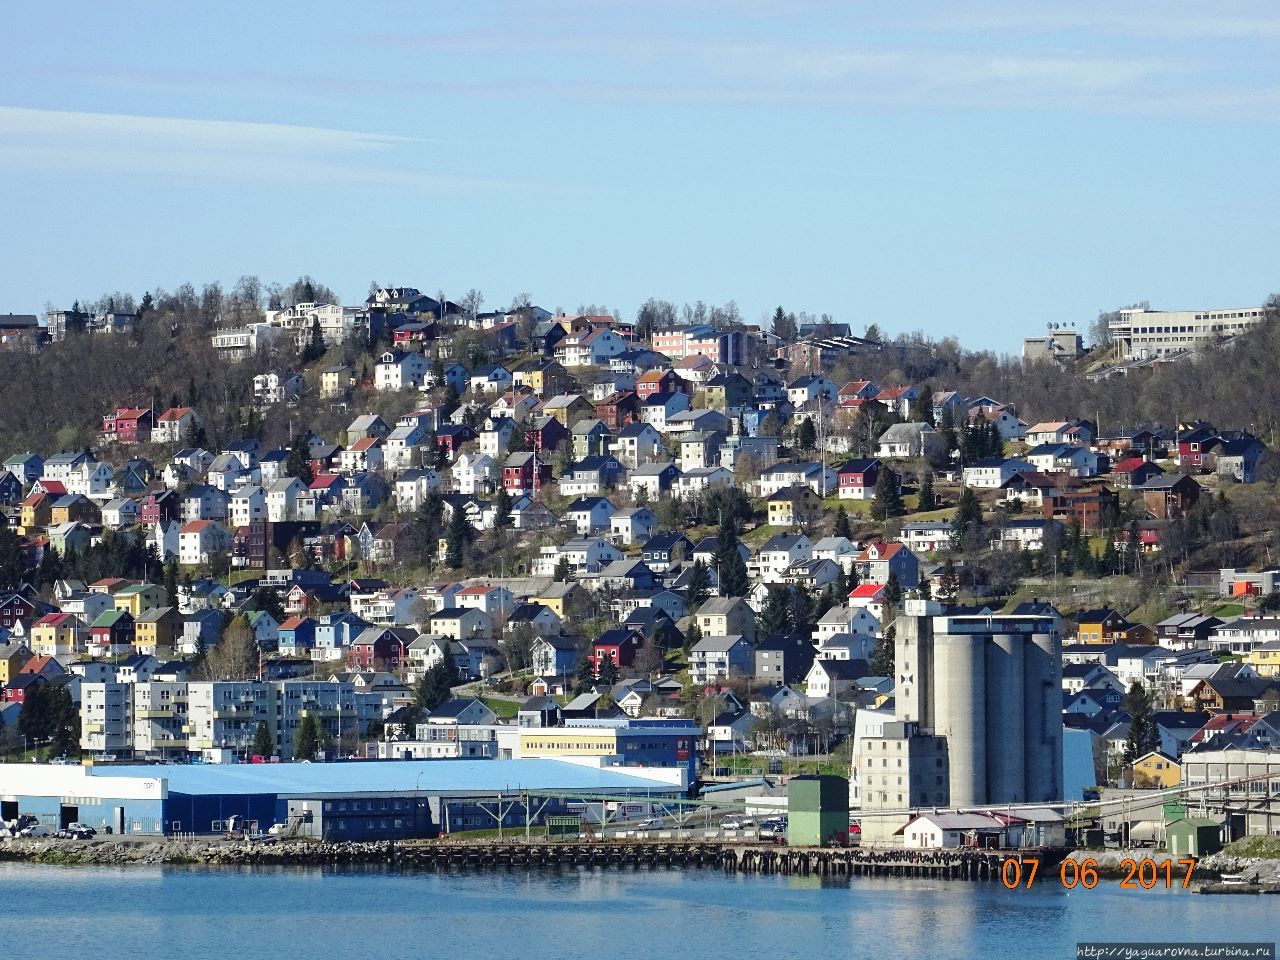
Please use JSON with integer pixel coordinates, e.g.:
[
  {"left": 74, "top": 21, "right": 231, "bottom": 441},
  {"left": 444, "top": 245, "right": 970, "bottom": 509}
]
[{"left": 999, "top": 857, "right": 1197, "bottom": 891}]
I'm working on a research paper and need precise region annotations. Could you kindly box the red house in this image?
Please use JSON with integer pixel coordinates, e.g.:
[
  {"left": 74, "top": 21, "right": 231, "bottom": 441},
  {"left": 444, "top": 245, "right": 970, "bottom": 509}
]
[
  {"left": 436, "top": 424, "right": 477, "bottom": 459},
  {"left": 502, "top": 453, "right": 553, "bottom": 496},
  {"left": 0, "top": 593, "right": 36, "bottom": 631},
  {"left": 140, "top": 490, "right": 181, "bottom": 525},
  {"left": 635, "top": 369, "right": 688, "bottom": 401},
  {"left": 347, "top": 626, "right": 413, "bottom": 670},
  {"left": 101, "top": 407, "right": 154, "bottom": 444},
  {"left": 836, "top": 458, "right": 885, "bottom": 500},
  {"left": 1110, "top": 458, "right": 1165, "bottom": 489},
  {"left": 525, "top": 416, "right": 568, "bottom": 454},
  {"left": 90, "top": 609, "right": 135, "bottom": 654},
  {"left": 590, "top": 628, "right": 644, "bottom": 672},
  {"left": 1177, "top": 426, "right": 1218, "bottom": 468},
  {"left": 594, "top": 391, "right": 642, "bottom": 432}
]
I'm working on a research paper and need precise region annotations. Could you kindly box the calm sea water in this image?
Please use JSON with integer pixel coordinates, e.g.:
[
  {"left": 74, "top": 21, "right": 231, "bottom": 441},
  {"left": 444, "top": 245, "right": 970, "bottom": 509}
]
[{"left": 0, "top": 863, "right": 1273, "bottom": 960}]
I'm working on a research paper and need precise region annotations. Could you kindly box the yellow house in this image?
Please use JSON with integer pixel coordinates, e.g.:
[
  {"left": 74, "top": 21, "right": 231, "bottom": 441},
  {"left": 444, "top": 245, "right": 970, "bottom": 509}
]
[
  {"left": 133, "top": 606, "right": 180, "bottom": 657},
  {"left": 531, "top": 583, "right": 588, "bottom": 620},
  {"left": 1075, "top": 609, "right": 1154, "bottom": 645},
  {"left": 766, "top": 486, "right": 823, "bottom": 528},
  {"left": 30, "top": 614, "right": 84, "bottom": 660},
  {"left": 0, "top": 641, "right": 33, "bottom": 685},
  {"left": 320, "top": 364, "right": 353, "bottom": 399},
  {"left": 695, "top": 597, "right": 758, "bottom": 643},
  {"left": 1132, "top": 750, "right": 1181, "bottom": 789},
  {"left": 19, "top": 492, "right": 52, "bottom": 534},
  {"left": 1246, "top": 640, "right": 1280, "bottom": 677},
  {"left": 114, "top": 584, "right": 169, "bottom": 616}
]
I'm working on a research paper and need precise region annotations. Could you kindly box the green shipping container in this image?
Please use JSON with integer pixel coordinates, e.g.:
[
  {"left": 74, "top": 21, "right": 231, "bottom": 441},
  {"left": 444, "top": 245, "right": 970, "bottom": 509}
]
[{"left": 787, "top": 775, "right": 849, "bottom": 847}]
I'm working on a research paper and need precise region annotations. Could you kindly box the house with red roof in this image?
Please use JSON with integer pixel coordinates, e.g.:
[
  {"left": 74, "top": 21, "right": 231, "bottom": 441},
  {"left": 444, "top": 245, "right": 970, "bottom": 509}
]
[
  {"left": 308, "top": 473, "right": 348, "bottom": 507},
  {"left": 339, "top": 436, "right": 384, "bottom": 473},
  {"left": 454, "top": 583, "right": 516, "bottom": 619},
  {"left": 848, "top": 582, "right": 889, "bottom": 621},
  {"left": 1110, "top": 457, "right": 1165, "bottom": 489},
  {"left": 874, "top": 385, "right": 919, "bottom": 419},
  {"left": 635, "top": 369, "right": 688, "bottom": 400},
  {"left": 152, "top": 406, "right": 201, "bottom": 444},
  {"left": 854, "top": 540, "right": 920, "bottom": 588}
]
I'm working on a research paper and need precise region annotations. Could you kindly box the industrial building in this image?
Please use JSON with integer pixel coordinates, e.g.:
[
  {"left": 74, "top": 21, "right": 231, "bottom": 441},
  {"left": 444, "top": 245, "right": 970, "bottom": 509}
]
[
  {"left": 378, "top": 718, "right": 699, "bottom": 790},
  {"left": 859, "top": 601, "right": 1064, "bottom": 843},
  {"left": 0, "top": 759, "right": 684, "bottom": 840}
]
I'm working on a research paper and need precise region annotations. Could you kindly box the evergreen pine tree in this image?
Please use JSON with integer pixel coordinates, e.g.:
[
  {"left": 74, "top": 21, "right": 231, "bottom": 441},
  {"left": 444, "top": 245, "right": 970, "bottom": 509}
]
[
  {"left": 937, "top": 557, "right": 960, "bottom": 605},
  {"left": 287, "top": 434, "right": 313, "bottom": 484},
  {"left": 163, "top": 560, "right": 179, "bottom": 607},
  {"left": 883, "top": 571, "right": 902, "bottom": 609},
  {"left": 493, "top": 486, "right": 512, "bottom": 531},
  {"left": 833, "top": 506, "right": 853, "bottom": 540},
  {"left": 797, "top": 417, "right": 817, "bottom": 452},
  {"left": 917, "top": 470, "right": 935, "bottom": 512},
  {"left": 952, "top": 487, "right": 983, "bottom": 548},
  {"left": 869, "top": 624, "right": 896, "bottom": 678},
  {"left": 445, "top": 505, "right": 475, "bottom": 569},
  {"left": 872, "top": 466, "right": 904, "bottom": 520},
  {"left": 686, "top": 559, "right": 711, "bottom": 608},
  {"left": 293, "top": 715, "right": 316, "bottom": 760},
  {"left": 252, "top": 721, "right": 274, "bottom": 758},
  {"left": 714, "top": 523, "right": 750, "bottom": 598},
  {"left": 760, "top": 585, "right": 792, "bottom": 634},
  {"left": 596, "top": 653, "right": 620, "bottom": 687},
  {"left": 574, "top": 653, "right": 597, "bottom": 694},
  {"left": 1123, "top": 681, "right": 1157, "bottom": 766}
]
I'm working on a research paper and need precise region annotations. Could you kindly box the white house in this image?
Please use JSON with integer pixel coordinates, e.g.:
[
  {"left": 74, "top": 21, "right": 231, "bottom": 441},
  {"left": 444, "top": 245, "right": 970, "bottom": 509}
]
[
  {"left": 565, "top": 496, "right": 617, "bottom": 535},
  {"left": 375, "top": 351, "right": 430, "bottom": 391},
  {"left": 266, "top": 477, "right": 307, "bottom": 522},
  {"left": 229, "top": 485, "right": 267, "bottom": 528},
  {"left": 178, "top": 520, "right": 232, "bottom": 566},
  {"left": 961, "top": 457, "right": 1034, "bottom": 489}
]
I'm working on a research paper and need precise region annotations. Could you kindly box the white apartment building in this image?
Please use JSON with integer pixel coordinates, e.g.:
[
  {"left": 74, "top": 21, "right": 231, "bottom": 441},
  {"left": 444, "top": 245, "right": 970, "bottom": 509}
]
[
  {"left": 1110, "top": 305, "right": 1268, "bottom": 361},
  {"left": 81, "top": 680, "right": 384, "bottom": 761},
  {"left": 263, "top": 302, "right": 364, "bottom": 347}
]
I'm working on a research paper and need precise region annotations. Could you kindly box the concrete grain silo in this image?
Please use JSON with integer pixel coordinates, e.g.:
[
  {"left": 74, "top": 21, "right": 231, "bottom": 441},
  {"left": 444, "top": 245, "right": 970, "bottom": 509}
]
[
  {"left": 932, "top": 628, "right": 987, "bottom": 807},
  {"left": 1022, "top": 632, "right": 1063, "bottom": 802},
  {"left": 985, "top": 632, "right": 1026, "bottom": 803}
]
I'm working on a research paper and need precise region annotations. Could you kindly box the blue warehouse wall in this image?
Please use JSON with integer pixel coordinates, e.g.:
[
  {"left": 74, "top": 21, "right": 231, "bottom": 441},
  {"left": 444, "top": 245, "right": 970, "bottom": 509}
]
[
  {"left": 9, "top": 794, "right": 166, "bottom": 835},
  {"left": 163, "top": 793, "right": 282, "bottom": 833}
]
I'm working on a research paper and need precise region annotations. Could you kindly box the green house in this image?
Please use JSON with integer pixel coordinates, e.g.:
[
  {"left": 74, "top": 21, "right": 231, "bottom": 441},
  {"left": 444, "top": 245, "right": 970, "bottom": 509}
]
[{"left": 787, "top": 775, "right": 849, "bottom": 847}]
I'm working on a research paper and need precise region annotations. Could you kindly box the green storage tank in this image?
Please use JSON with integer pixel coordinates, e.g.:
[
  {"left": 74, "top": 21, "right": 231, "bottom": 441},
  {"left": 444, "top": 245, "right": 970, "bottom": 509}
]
[{"left": 787, "top": 775, "right": 850, "bottom": 847}]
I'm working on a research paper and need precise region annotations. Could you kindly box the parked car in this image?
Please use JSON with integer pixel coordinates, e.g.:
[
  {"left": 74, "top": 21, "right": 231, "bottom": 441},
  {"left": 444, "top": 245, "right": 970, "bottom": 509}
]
[
  {"left": 67, "top": 822, "right": 97, "bottom": 837},
  {"left": 758, "top": 818, "right": 788, "bottom": 839},
  {"left": 19, "top": 824, "right": 51, "bottom": 838},
  {"left": 634, "top": 817, "right": 664, "bottom": 831},
  {"left": 720, "top": 816, "right": 755, "bottom": 830}
]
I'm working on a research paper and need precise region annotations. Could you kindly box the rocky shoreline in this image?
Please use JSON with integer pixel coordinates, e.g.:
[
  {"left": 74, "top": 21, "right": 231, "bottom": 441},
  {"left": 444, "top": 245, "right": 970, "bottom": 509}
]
[{"left": 0, "top": 837, "right": 401, "bottom": 867}]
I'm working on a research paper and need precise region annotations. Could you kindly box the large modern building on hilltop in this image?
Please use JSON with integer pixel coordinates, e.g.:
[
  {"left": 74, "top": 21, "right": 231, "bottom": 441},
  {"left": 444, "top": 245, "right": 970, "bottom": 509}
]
[{"left": 1109, "top": 304, "right": 1268, "bottom": 361}]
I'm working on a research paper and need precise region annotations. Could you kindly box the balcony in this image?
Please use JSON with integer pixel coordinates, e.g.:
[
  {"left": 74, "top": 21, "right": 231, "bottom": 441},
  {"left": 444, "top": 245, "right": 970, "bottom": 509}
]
[{"left": 214, "top": 705, "right": 259, "bottom": 719}]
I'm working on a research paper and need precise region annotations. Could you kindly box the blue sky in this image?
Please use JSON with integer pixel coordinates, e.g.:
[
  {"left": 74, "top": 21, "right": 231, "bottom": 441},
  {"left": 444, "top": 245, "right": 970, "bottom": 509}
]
[{"left": 4, "top": 1, "right": 1279, "bottom": 350}]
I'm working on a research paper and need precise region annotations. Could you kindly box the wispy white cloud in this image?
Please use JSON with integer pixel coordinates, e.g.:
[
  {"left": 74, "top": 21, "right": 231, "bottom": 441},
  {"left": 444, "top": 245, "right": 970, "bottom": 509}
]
[{"left": 0, "top": 105, "right": 516, "bottom": 190}]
